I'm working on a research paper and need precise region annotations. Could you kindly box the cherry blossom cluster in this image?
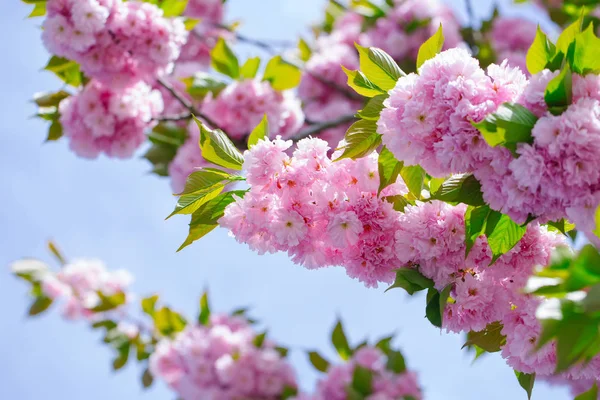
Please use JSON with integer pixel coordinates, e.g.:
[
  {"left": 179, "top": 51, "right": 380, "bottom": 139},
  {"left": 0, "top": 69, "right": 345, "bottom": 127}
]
[
  {"left": 42, "top": 0, "right": 187, "bottom": 87},
  {"left": 379, "top": 48, "right": 600, "bottom": 240},
  {"left": 296, "top": 346, "right": 422, "bottom": 400},
  {"left": 40, "top": 258, "right": 133, "bottom": 320},
  {"left": 149, "top": 314, "right": 297, "bottom": 400},
  {"left": 201, "top": 79, "right": 305, "bottom": 141},
  {"left": 298, "top": 0, "right": 462, "bottom": 149},
  {"left": 220, "top": 137, "right": 408, "bottom": 288},
  {"left": 59, "top": 80, "right": 163, "bottom": 158},
  {"left": 489, "top": 17, "right": 538, "bottom": 73},
  {"left": 176, "top": 0, "right": 228, "bottom": 76}
]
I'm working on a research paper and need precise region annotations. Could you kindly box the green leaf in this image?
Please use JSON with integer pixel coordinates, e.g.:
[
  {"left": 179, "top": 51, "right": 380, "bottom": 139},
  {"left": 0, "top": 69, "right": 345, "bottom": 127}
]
[
  {"left": 526, "top": 26, "right": 556, "bottom": 75},
  {"left": 298, "top": 38, "right": 312, "bottom": 62},
  {"left": 332, "top": 320, "right": 352, "bottom": 360},
  {"left": 544, "top": 66, "right": 573, "bottom": 115},
  {"left": 571, "top": 25, "right": 600, "bottom": 74},
  {"left": 400, "top": 165, "right": 425, "bottom": 199},
  {"left": 276, "top": 346, "right": 289, "bottom": 358},
  {"left": 485, "top": 211, "right": 528, "bottom": 264},
  {"left": 417, "top": 24, "right": 445, "bottom": 69},
  {"left": 473, "top": 103, "right": 537, "bottom": 155},
  {"left": 514, "top": 371, "right": 536, "bottom": 400},
  {"left": 24, "top": 0, "right": 46, "bottom": 17},
  {"left": 377, "top": 146, "right": 403, "bottom": 195},
  {"left": 47, "top": 240, "right": 66, "bottom": 265},
  {"left": 282, "top": 385, "right": 299, "bottom": 400},
  {"left": 90, "top": 292, "right": 126, "bottom": 312},
  {"left": 177, "top": 168, "right": 235, "bottom": 196},
  {"left": 386, "top": 350, "right": 407, "bottom": 373},
  {"left": 355, "top": 44, "right": 404, "bottom": 91},
  {"left": 555, "top": 311, "right": 600, "bottom": 372},
  {"left": 159, "top": 0, "right": 189, "bottom": 16},
  {"left": 33, "top": 91, "right": 70, "bottom": 107},
  {"left": 254, "top": 331, "right": 267, "bottom": 348},
  {"left": 575, "top": 383, "right": 599, "bottom": 400},
  {"left": 432, "top": 174, "right": 484, "bottom": 206},
  {"left": 308, "top": 351, "right": 331, "bottom": 372},
  {"left": 240, "top": 57, "right": 261, "bottom": 79},
  {"left": 141, "top": 295, "right": 158, "bottom": 317},
  {"left": 263, "top": 56, "right": 302, "bottom": 90},
  {"left": 168, "top": 184, "right": 225, "bottom": 218},
  {"left": 334, "top": 119, "right": 381, "bottom": 161},
  {"left": 564, "top": 245, "right": 600, "bottom": 291},
  {"left": 154, "top": 307, "right": 187, "bottom": 337},
  {"left": 211, "top": 38, "right": 240, "bottom": 79},
  {"left": 247, "top": 115, "right": 269, "bottom": 148},
  {"left": 464, "top": 322, "right": 507, "bottom": 353},
  {"left": 46, "top": 120, "right": 63, "bottom": 141},
  {"left": 196, "top": 117, "right": 244, "bottom": 170},
  {"left": 198, "top": 291, "right": 210, "bottom": 325},
  {"left": 29, "top": 295, "right": 53, "bottom": 316},
  {"left": 112, "top": 341, "right": 130, "bottom": 371},
  {"left": 357, "top": 95, "right": 387, "bottom": 120},
  {"left": 183, "top": 73, "right": 227, "bottom": 99},
  {"left": 556, "top": 15, "right": 584, "bottom": 55},
  {"left": 183, "top": 17, "right": 200, "bottom": 31},
  {"left": 177, "top": 190, "right": 246, "bottom": 251},
  {"left": 386, "top": 268, "right": 434, "bottom": 295},
  {"left": 44, "top": 56, "right": 82, "bottom": 87},
  {"left": 464, "top": 205, "right": 491, "bottom": 257},
  {"left": 425, "top": 288, "right": 443, "bottom": 328},
  {"left": 342, "top": 67, "right": 386, "bottom": 97},
  {"left": 382, "top": 194, "right": 412, "bottom": 212},
  {"left": 351, "top": 366, "right": 373, "bottom": 396},
  {"left": 141, "top": 368, "right": 154, "bottom": 389}
]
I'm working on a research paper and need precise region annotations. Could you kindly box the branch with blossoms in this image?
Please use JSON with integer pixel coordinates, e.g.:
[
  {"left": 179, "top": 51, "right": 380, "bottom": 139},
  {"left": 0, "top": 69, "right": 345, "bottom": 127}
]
[{"left": 11, "top": 245, "right": 423, "bottom": 400}]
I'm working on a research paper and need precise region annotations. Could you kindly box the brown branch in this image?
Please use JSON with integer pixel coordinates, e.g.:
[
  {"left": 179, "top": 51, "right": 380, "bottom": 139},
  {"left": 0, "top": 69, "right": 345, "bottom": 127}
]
[{"left": 292, "top": 114, "right": 356, "bottom": 142}]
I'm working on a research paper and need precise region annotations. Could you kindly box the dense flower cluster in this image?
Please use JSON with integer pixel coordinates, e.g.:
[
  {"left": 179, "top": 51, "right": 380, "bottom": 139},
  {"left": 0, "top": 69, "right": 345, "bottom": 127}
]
[
  {"left": 378, "top": 47, "right": 527, "bottom": 178},
  {"left": 169, "top": 120, "right": 211, "bottom": 193},
  {"left": 59, "top": 80, "right": 163, "bottom": 158},
  {"left": 359, "top": 0, "right": 462, "bottom": 62},
  {"left": 299, "top": 346, "right": 422, "bottom": 400},
  {"left": 201, "top": 80, "right": 305, "bottom": 140},
  {"left": 40, "top": 259, "right": 133, "bottom": 320},
  {"left": 150, "top": 314, "right": 297, "bottom": 400},
  {"left": 489, "top": 17, "right": 538, "bottom": 73},
  {"left": 379, "top": 49, "right": 600, "bottom": 236},
  {"left": 220, "top": 137, "right": 408, "bottom": 288},
  {"left": 42, "top": 0, "right": 187, "bottom": 87}
]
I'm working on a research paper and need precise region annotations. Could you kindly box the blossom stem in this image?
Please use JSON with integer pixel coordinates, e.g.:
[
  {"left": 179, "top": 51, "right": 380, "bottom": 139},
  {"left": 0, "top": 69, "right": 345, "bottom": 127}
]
[{"left": 292, "top": 114, "right": 356, "bottom": 141}]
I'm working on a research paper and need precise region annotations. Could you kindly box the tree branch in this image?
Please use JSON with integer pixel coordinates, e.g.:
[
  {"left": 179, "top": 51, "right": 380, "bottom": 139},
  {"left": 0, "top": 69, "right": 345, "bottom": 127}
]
[{"left": 292, "top": 114, "right": 356, "bottom": 141}]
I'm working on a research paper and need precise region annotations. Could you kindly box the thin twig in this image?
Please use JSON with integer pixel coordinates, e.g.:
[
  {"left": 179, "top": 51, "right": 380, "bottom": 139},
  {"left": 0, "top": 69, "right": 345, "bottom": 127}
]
[
  {"left": 156, "top": 77, "right": 222, "bottom": 130},
  {"left": 292, "top": 114, "right": 356, "bottom": 141},
  {"left": 154, "top": 113, "right": 193, "bottom": 122},
  {"left": 464, "top": 0, "right": 475, "bottom": 29}
]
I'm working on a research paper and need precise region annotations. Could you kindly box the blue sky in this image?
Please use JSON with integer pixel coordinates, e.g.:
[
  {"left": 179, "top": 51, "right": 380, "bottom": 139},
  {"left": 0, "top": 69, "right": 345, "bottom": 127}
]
[{"left": 0, "top": 0, "right": 570, "bottom": 399}]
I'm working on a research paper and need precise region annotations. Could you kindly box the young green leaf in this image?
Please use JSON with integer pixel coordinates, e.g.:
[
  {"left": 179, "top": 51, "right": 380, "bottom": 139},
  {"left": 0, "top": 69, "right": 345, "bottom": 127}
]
[
  {"left": 211, "top": 38, "right": 240, "bottom": 79},
  {"left": 463, "top": 322, "right": 507, "bottom": 353},
  {"left": 544, "top": 66, "right": 573, "bottom": 115},
  {"left": 332, "top": 320, "right": 353, "bottom": 360},
  {"left": 526, "top": 26, "right": 556, "bottom": 75},
  {"left": 514, "top": 371, "right": 536, "bottom": 400},
  {"left": 464, "top": 205, "right": 491, "bottom": 257},
  {"left": 90, "top": 292, "right": 127, "bottom": 312},
  {"left": 29, "top": 295, "right": 53, "bottom": 316},
  {"left": 308, "top": 351, "right": 331, "bottom": 372},
  {"left": 247, "top": 115, "right": 269, "bottom": 148},
  {"left": 485, "top": 211, "right": 527, "bottom": 264},
  {"left": 141, "top": 294, "right": 159, "bottom": 317},
  {"left": 298, "top": 38, "right": 312, "bottom": 62},
  {"left": 431, "top": 174, "right": 485, "bottom": 206},
  {"left": 576, "top": 383, "right": 598, "bottom": 400},
  {"left": 416, "top": 24, "right": 444, "bottom": 69},
  {"left": 141, "top": 368, "right": 154, "bottom": 389},
  {"left": 240, "top": 57, "right": 261, "bottom": 79},
  {"left": 425, "top": 288, "right": 443, "bottom": 328},
  {"left": 263, "top": 56, "right": 302, "bottom": 90},
  {"left": 198, "top": 291, "right": 210, "bottom": 325},
  {"left": 196, "top": 116, "right": 244, "bottom": 170},
  {"left": 386, "top": 268, "right": 434, "bottom": 295},
  {"left": 342, "top": 66, "right": 386, "bottom": 97},
  {"left": 153, "top": 307, "right": 187, "bottom": 337},
  {"left": 357, "top": 94, "right": 387, "bottom": 120},
  {"left": 355, "top": 44, "right": 404, "bottom": 91},
  {"left": 473, "top": 103, "right": 537, "bottom": 155},
  {"left": 377, "top": 146, "right": 403, "bottom": 195},
  {"left": 570, "top": 25, "right": 600, "bottom": 75},
  {"left": 351, "top": 366, "right": 373, "bottom": 396},
  {"left": 334, "top": 119, "right": 381, "bottom": 161},
  {"left": 400, "top": 165, "right": 425, "bottom": 199},
  {"left": 386, "top": 350, "right": 407, "bottom": 373},
  {"left": 159, "top": 0, "right": 189, "bottom": 17}
]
